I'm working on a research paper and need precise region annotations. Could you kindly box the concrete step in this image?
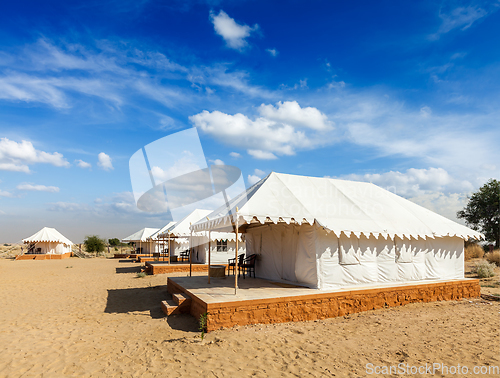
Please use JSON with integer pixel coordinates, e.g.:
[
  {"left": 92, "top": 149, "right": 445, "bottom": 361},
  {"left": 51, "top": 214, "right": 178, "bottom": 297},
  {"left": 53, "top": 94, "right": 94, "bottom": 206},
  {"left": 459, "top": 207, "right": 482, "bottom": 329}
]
[
  {"left": 161, "top": 299, "right": 180, "bottom": 315},
  {"left": 172, "top": 292, "right": 191, "bottom": 306}
]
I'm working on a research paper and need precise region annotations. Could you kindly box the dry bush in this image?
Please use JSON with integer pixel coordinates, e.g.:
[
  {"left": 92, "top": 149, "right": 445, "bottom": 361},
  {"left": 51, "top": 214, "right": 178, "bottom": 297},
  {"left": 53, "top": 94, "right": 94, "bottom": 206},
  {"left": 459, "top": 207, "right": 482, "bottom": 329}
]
[
  {"left": 464, "top": 244, "right": 485, "bottom": 260},
  {"left": 473, "top": 260, "right": 496, "bottom": 278},
  {"left": 486, "top": 250, "right": 500, "bottom": 267}
]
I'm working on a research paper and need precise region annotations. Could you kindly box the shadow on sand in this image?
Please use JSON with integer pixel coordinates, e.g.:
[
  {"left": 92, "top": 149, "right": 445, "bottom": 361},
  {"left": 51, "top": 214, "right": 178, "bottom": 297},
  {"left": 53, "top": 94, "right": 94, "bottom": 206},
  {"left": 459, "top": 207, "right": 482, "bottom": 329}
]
[
  {"left": 105, "top": 286, "right": 167, "bottom": 319},
  {"left": 115, "top": 266, "right": 143, "bottom": 274}
]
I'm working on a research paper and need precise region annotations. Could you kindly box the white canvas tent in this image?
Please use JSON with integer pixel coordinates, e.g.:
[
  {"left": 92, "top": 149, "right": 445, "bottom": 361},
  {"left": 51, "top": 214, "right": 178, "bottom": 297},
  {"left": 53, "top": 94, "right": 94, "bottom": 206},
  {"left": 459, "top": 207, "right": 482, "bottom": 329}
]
[
  {"left": 22, "top": 227, "right": 73, "bottom": 255},
  {"left": 122, "top": 227, "right": 159, "bottom": 254},
  {"left": 191, "top": 172, "right": 483, "bottom": 290},
  {"left": 159, "top": 209, "right": 245, "bottom": 263}
]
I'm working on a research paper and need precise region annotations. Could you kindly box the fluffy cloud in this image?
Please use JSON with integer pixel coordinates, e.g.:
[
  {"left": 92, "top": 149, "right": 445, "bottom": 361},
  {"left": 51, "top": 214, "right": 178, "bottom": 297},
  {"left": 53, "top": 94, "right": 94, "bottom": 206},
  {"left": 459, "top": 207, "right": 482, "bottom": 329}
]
[
  {"left": 247, "top": 168, "right": 266, "bottom": 185},
  {"left": 75, "top": 159, "right": 91, "bottom": 169},
  {"left": 16, "top": 183, "right": 60, "bottom": 193},
  {"left": 229, "top": 152, "right": 241, "bottom": 158},
  {"left": 97, "top": 152, "right": 113, "bottom": 171},
  {"left": 0, "top": 138, "right": 69, "bottom": 173},
  {"left": 339, "top": 167, "right": 473, "bottom": 198},
  {"left": 210, "top": 10, "right": 258, "bottom": 50},
  {"left": 211, "top": 159, "right": 225, "bottom": 165},
  {"left": 191, "top": 101, "right": 332, "bottom": 159},
  {"left": 0, "top": 190, "right": 13, "bottom": 197}
]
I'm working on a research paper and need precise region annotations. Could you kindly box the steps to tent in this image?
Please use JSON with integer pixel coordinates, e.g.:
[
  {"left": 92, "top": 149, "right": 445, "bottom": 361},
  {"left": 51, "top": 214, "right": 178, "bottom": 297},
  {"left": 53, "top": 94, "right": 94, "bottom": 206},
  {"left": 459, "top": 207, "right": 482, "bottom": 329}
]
[{"left": 161, "top": 292, "right": 192, "bottom": 316}]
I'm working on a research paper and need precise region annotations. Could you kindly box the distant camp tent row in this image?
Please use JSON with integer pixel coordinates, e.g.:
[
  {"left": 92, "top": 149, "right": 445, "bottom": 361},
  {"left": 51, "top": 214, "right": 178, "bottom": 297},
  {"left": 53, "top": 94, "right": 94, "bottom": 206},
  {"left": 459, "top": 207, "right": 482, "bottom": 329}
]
[{"left": 121, "top": 208, "right": 245, "bottom": 264}]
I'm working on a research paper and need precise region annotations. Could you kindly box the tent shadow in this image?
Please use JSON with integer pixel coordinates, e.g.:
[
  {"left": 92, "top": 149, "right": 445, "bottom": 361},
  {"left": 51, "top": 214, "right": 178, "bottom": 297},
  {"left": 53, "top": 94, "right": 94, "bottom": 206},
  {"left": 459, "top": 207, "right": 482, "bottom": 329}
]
[
  {"left": 166, "top": 313, "right": 199, "bottom": 333},
  {"left": 105, "top": 286, "right": 168, "bottom": 319},
  {"left": 115, "top": 266, "right": 143, "bottom": 274}
]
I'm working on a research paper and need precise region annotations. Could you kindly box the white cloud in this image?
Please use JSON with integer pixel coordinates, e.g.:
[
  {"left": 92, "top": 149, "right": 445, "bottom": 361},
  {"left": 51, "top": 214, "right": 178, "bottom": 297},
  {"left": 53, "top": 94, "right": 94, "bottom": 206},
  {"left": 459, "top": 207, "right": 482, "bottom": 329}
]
[
  {"left": 340, "top": 168, "right": 474, "bottom": 198},
  {"left": 0, "top": 138, "right": 69, "bottom": 173},
  {"left": 16, "top": 183, "right": 60, "bottom": 193},
  {"left": 191, "top": 101, "right": 332, "bottom": 159},
  {"left": 229, "top": 152, "right": 241, "bottom": 158},
  {"left": 150, "top": 152, "right": 202, "bottom": 183},
  {"left": 97, "top": 152, "right": 113, "bottom": 171},
  {"left": 254, "top": 168, "right": 265, "bottom": 176},
  {"left": 47, "top": 202, "right": 91, "bottom": 212},
  {"left": 431, "top": 6, "right": 488, "bottom": 39},
  {"left": 211, "top": 159, "right": 225, "bottom": 165},
  {"left": 75, "top": 159, "right": 91, "bottom": 169},
  {"left": 248, "top": 150, "right": 277, "bottom": 160},
  {"left": 0, "top": 190, "right": 13, "bottom": 197},
  {"left": 258, "top": 101, "right": 332, "bottom": 131},
  {"left": 266, "top": 48, "right": 278, "bottom": 57},
  {"left": 337, "top": 168, "right": 478, "bottom": 222},
  {"left": 210, "top": 10, "right": 258, "bottom": 50},
  {"left": 247, "top": 175, "right": 262, "bottom": 185}
]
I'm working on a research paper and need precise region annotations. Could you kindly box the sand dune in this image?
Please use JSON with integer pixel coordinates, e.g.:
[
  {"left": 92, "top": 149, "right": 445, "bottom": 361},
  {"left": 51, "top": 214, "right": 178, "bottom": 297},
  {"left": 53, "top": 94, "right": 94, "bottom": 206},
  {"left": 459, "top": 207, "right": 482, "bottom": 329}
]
[{"left": 0, "top": 257, "right": 498, "bottom": 377}]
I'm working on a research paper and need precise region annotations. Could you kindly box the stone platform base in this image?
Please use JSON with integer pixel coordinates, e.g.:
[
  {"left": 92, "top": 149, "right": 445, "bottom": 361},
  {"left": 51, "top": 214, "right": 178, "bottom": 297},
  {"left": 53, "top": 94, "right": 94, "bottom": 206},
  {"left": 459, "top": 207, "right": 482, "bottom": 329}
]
[
  {"left": 16, "top": 252, "right": 73, "bottom": 260},
  {"left": 113, "top": 253, "right": 147, "bottom": 259},
  {"left": 166, "top": 277, "right": 480, "bottom": 332}
]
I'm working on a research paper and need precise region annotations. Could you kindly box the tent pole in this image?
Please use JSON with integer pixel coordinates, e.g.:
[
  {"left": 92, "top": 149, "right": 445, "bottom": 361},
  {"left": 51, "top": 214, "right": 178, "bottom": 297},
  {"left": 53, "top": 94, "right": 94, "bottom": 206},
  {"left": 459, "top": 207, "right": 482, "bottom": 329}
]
[
  {"left": 235, "top": 207, "right": 239, "bottom": 295},
  {"left": 189, "top": 224, "right": 192, "bottom": 277},
  {"left": 208, "top": 231, "right": 211, "bottom": 284},
  {"left": 168, "top": 233, "right": 171, "bottom": 265}
]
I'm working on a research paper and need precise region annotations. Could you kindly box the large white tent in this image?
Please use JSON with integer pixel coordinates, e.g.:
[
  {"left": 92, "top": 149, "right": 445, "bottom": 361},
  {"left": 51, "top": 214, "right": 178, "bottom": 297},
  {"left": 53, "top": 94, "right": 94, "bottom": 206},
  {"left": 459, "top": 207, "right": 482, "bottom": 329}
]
[
  {"left": 159, "top": 209, "right": 245, "bottom": 263},
  {"left": 191, "top": 172, "right": 483, "bottom": 290},
  {"left": 122, "top": 227, "right": 159, "bottom": 254},
  {"left": 22, "top": 227, "right": 73, "bottom": 255}
]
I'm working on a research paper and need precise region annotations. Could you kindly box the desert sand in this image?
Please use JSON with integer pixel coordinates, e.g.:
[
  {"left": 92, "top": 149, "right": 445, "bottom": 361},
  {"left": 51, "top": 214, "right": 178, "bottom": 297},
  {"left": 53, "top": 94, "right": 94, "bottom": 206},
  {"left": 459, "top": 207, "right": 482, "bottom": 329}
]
[{"left": 0, "top": 257, "right": 498, "bottom": 377}]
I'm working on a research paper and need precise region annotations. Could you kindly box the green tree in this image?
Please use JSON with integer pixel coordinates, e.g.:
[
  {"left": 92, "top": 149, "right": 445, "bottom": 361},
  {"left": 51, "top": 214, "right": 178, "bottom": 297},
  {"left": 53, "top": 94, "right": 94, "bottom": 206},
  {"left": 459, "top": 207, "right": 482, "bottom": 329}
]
[
  {"left": 457, "top": 179, "right": 500, "bottom": 248},
  {"left": 108, "top": 238, "right": 120, "bottom": 246},
  {"left": 84, "top": 235, "right": 106, "bottom": 254}
]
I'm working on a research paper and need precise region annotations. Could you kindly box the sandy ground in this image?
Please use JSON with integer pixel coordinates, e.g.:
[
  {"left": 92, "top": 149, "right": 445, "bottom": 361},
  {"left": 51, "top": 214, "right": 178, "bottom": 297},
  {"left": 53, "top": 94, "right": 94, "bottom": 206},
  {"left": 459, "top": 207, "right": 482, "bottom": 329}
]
[{"left": 0, "top": 257, "right": 498, "bottom": 378}]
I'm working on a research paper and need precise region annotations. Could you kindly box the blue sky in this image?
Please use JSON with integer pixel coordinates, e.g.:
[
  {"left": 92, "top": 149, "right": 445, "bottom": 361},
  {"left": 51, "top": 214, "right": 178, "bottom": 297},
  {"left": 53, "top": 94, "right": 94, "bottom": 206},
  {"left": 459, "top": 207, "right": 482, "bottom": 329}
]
[{"left": 0, "top": 0, "right": 499, "bottom": 242}]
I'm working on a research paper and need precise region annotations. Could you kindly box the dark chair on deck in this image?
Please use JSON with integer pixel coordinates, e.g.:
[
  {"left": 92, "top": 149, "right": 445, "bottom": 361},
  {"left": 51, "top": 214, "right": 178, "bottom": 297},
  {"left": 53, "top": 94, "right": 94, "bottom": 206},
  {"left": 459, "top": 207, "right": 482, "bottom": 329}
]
[
  {"left": 179, "top": 249, "right": 190, "bottom": 262},
  {"left": 238, "top": 254, "right": 257, "bottom": 279},
  {"left": 228, "top": 254, "right": 245, "bottom": 276}
]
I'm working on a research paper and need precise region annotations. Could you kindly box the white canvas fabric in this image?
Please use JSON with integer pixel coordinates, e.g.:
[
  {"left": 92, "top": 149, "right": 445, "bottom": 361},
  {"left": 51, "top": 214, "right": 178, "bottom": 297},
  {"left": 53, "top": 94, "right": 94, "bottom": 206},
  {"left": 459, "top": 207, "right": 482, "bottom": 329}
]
[
  {"left": 22, "top": 227, "right": 73, "bottom": 255},
  {"left": 122, "top": 227, "right": 160, "bottom": 242},
  {"left": 23, "top": 227, "right": 73, "bottom": 246},
  {"left": 191, "top": 172, "right": 480, "bottom": 289},
  {"left": 191, "top": 172, "right": 483, "bottom": 240}
]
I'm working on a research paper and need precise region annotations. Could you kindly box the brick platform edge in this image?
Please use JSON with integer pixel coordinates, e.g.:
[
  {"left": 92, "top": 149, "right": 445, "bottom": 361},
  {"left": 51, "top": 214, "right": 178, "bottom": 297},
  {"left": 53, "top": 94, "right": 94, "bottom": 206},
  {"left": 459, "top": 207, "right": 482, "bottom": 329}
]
[
  {"left": 146, "top": 262, "right": 228, "bottom": 275},
  {"left": 167, "top": 278, "right": 480, "bottom": 332},
  {"left": 15, "top": 252, "right": 73, "bottom": 260}
]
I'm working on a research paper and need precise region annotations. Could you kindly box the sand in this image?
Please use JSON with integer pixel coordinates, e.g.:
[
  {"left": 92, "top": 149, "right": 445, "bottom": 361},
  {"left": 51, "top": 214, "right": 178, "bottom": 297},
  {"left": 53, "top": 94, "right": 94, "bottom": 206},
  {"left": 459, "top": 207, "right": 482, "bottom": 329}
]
[{"left": 0, "top": 257, "right": 498, "bottom": 377}]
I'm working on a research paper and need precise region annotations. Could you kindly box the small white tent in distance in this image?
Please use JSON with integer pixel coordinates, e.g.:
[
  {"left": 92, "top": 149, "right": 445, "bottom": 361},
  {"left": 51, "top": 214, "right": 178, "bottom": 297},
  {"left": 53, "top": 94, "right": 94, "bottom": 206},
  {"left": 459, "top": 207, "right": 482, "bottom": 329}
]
[
  {"left": 191, "top": 172, "right": 483, "bottom": 290},
  {"left": 122, "top": 227, "right": 159, "bottom": 254},
  {"left": 21, "top": 227, "right": 73, "bottom": 255}
]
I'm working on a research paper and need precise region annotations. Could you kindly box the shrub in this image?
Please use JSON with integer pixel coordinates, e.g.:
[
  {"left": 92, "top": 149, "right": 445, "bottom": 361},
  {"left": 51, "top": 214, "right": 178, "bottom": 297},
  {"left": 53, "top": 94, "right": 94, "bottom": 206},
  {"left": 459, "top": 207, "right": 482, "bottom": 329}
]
[
  {"left": 464, "top": 244, "right": 484, "bottom": 260},
  {"left": 472, "top": 260, "right": 496, "bottom": 278},
  {"left": 486, "top": 250, "right": 500, "bottom": 267},
  {"left": 83, "top": 235, "right": 106, "bottom": 254},
  {"left": 136, "top": 272, "right": 147, "bottom": 278},
  {"left": 108, "top": 238, "right": 120, "bottom": 246}
]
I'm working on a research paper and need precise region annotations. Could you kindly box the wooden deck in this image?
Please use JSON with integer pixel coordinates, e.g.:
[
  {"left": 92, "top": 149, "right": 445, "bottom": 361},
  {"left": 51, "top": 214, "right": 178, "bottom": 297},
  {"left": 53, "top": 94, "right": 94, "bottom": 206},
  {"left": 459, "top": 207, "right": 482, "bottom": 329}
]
[
  {"left": 165, "top": 276, "right": 481, "bottom": 332},
  {"left": 15, "top": 252, "right": 73, "bottom": 260}
]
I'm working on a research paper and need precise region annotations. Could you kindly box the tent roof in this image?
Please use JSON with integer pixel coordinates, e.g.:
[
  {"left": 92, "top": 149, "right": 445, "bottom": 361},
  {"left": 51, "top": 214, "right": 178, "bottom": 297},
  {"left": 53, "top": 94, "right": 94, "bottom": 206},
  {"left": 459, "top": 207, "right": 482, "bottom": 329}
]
[
  {"left": 159, "top": 209, "right": 241, "bottom": 241},
  {"left": 148, "top": 221, "right": 177, "bottom": 240},
  {"left": 191, "top": 172, "right": 483, "bottom": 240},
  {"left": 122, "top": 227, "right": 160, "bottom": 242},
  {"left": 23, "top": 227, "right": 73, "bottom": 246}
]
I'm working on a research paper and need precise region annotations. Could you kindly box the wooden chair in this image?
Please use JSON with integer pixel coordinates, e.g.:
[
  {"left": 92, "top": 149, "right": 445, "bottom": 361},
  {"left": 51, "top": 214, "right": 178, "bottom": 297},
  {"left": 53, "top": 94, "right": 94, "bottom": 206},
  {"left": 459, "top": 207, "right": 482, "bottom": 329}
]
[
  {"left": 228, "top": 254, "right": 245, "bottom": 276},
  {"left": 179, "top": 249, "right": 190, "bottom": 262},
  {"left": 238, "top": 254, "right": 257, "bottom": 279}
]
